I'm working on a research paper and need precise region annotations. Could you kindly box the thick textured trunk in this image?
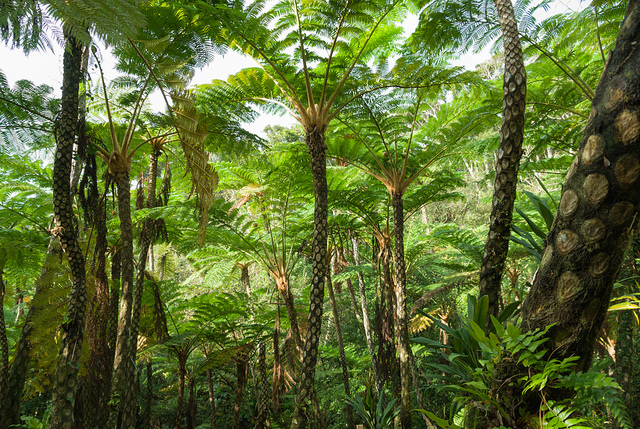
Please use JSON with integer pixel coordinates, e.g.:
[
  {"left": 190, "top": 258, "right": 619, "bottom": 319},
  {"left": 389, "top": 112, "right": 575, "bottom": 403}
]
[
  {"left": 75, "top": 174, "right": 113, "bottom": 429},
  {"left": 479, "top": 0, "right": 527, "bottom": 322},
  {"left": 391, "top": 192, "right": 412, "bottom": 429},
  {"left": 326, "top": 268, "right": 354, "bottom": 428},
  {"left": 351, "top": 235, "right": 383, "bottom": 394},
  {"left": 291, "top": 126, "right": 328, "bottom": 429},
  {"left": 510, "top": 0, "right": 640, "bottom": 416},
  {"left": 176, "top": 357, "right": 186, "bottom": 429},
  {"left": 256, "top": 342, "right": 270, "bottom": 429},
  {"left": 49, "top": 33, "right": 87, "bottom": 429},
  {"left": 378, "top": 239, "right": 399, "bottom": 397},
  {"left": 207, "top": 368, "right": 218, "bottom": 429},
  {"left": 108, "top": 168, "right": 135, "bottom": 428}
]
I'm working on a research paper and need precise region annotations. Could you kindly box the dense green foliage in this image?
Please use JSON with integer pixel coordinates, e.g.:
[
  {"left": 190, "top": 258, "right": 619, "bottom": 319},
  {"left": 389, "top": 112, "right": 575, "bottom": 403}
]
[{"left": 1, "top": 1, "right": 639, "bottom": 428}]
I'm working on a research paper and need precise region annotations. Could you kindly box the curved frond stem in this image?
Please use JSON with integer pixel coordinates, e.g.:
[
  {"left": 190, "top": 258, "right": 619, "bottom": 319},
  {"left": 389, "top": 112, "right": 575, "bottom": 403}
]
[
  {"left": 334, "top": 115, "right": 391, "bottom": 180},
  {"left": 325, "top": 0, "right": 401, "bottom": 110},
  {"left": 0, "top": 202, "right": 49, "bottom": 234},
  {"left": 0, "top": 95, "right": 55, "bottom": 123},
  {"left": 593, "top": 4, "right": 606, "bottom": 64},
  {"left": 319, "top": 0, "right": 351, "bottom": 107},
  {"left": 400, "top": 94, "right": 423, "bottom": 182},
  {"left": 527, "top": 101, "right": 588, "bottom": 118},
  {"left": 122, "top": 71, "right": 153, "bottom": 155},
  {"left": 93, "top": 49, "right": 120, "bottom": 153},
  {"left": 253, "top": 97, "right": 301, "bottom": 122},
  {"left": 291, "top": 0, "right": 315, "bottom": 110},
  {"left": 521, "top": 34, "right": 595, "bottom": 100}
]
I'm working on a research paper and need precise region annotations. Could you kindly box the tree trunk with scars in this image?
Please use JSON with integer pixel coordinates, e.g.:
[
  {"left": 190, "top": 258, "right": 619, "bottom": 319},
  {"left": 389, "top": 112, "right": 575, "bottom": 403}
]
[
  {"left": 49, "top": 33, "right": 88, "bottom": 429},
  {"left": 291, "top": 126, "right": 328, "bottom": 429},
  {"left": 494, "top": 1, "right": 640, "bottom": 423},
  {"left": 120, "top": 146, "right": 160, "bottom": 428},
  {"left": 377, "top": 236, "right": 400, "bottom": 397},
  {"left": 326, "top": 265, "right": 354, "bottom": 428},
  {"left": 391, "top": 191, "right": 412, "bottom": 429},
  {"left": 478, "top": 0, "right": 527, "bottom": 322},
  {"left": 108, "top": 167, "right": 135, "bottom": 428}
]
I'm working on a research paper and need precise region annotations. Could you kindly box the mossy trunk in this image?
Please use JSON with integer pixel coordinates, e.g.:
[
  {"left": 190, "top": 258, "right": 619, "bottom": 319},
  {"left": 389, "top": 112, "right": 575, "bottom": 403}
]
[
  {"left": 49, "top": 33, "right": 87, "bottom": 429},
  {"left": 392, "top": 191, "right": 412, "bottom": 429},
  {"left": 291, "top": 126, "right": 328, "bottom": 429},
  {"left": 479, "top": 0, "right": 526, "bottom": 322}
]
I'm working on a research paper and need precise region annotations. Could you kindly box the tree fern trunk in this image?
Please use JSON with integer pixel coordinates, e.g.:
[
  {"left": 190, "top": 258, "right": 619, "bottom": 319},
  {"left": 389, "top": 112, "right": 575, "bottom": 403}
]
[
  {"left": 233, "top": 356, "right": 249, "bottom": 429},
  {"left": 392, "top": 191, "right": 412, "bottom": 429},
  {"left": 326, "top": 266, "right": 354, "bottom": 428},
  {"left": 109, "top": 167, "right": 135, "bottom": 428},
  {"left": 0, "top": 254, "right": 8, "bottom": 391},
  {"left": 497, "top": 1, "right": 640, "bottom": 420},
  {"left": 291, "top": 126, "right": 328, "bottom": 429},
  {"left": 49, "top": 32, "right": 88, "bottom": 429},
  {"left": 255, "top": 342, "right": 270, "bottom": 429},
  {"left": 207, "top": 368, "right": 218, "bottom": 429},
  {"left": 176, "top": 355, "right": 187, "bottom": 429},
  {"left": 276, "top": 276, "right": 304, "bottom": 354},
  {"left": 479, "top": 0, "right": 527, "bottom": 322}
]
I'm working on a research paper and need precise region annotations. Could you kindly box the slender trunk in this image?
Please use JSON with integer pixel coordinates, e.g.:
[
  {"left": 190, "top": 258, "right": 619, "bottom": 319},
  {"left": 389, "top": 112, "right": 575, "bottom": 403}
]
[
  {"left": 256, "top": 342, "right": 270, "bottom": 429},
  {"left": 49, "top": 33, "right": 87, "bottom": 429},
  {"left": 144, "top": 359, "right": 153, "bottom": 428},
  {"left": 391, "top": 192, "right": 412, "bottom": 429},
  {"left": 351, "top": 235, "right": 383, "bottom": 394},
  {"left": 176, "top": 355, "right": 187, "bottom": 429},
  {"left": 0, "top": 253, "right": 8, "bottom": 391},
  {"left": 207, "top": 368, "right": 217, "bottom": 429},
  {"left": 498, "top": 1, "right": 640, "bottom": 422},
  {"left": 272, "top": 307, "right": 284, "bottom": 414},
  {"left": 186, "top": 375, "right": 196, "bottom": 429},
  {"left": 479, "top": 0, "right": 527, "bottom": 322},
  {"left": 291, "top": 126, "right": 329, "bottom": 429},
  {"left": 326, "top": 266, "right": 354, "bottom": 428}
]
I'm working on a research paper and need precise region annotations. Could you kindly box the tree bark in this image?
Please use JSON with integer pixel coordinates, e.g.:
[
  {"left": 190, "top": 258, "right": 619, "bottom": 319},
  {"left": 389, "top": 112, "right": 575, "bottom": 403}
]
[
  {"left": 351, "top": 235, "right": 383, "bottom": 394},
  {"left": 256, "top": 341, "right": 270, "bottom": 429},
  {"left": 275, "top": 275, "right": 304, "bottom": 354},
  {"left": 0, "top": 251, "right": 7, "bottom": 389},
  {"left": 479, "top": 0, "right": 527, "bottom": 323},
  {"left": 291, "top": 126, "right": 329, "bottom": 429},
  {"left": 391, "top": 191, "right": 412, "bottom": 429},
  {"left": 233, "top": 356, "right": 249, "bottom": 429},
  {"left": 176, "top": 354, "right": 187, "bottom": 429},
  {"left": 326, "top": 265, "right": 354, "bottom": 428},
  {"left": 508, "top": 0, "right": 640, "bottom": 418},
  {"left": 207, "top": 368, "right": 218, "bottom": 429},
  {"left": 186, "top": 375, "right": 196, "bottom": 429},
  {"left": 49, "top": 32, "right": 87, "bottom": 429}
]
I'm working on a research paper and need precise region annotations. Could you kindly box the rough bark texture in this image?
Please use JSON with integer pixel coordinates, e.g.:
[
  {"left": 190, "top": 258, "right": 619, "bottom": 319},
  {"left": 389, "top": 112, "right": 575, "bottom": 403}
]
[
  {"left": 49, "top": 33, "right": 87, "bottom": 429},
  {"left": 75, "top": 169, "right": 113, "bottom": 429},
  {"left": 290, "top": 126, "right": 328, "bottom": 429},
  {"left": 233, "top": 356, "right": 249, "bottom": 429},
  {"left": 377, "top": 235, "right": 400, "bottom": 397},
  {"left": 517, "top": 0, "right": 640, "bottom": 403},
  {"left": 144, "top": 359, "right": 153, "bottom": 428},
  {"left": 108, "top": 167, "right": 135, "bottom": 428},
  {"left": 176, "top": 354, "right": 187, "bottom": 429},
  {"left": 391, "top": 191, "right": 412, "bottom": 429},
  {"left": 326, "top": 267, "right": 354, "bottom": 428},
  {"left": 479, "top": 0, "right": 527, "bottom": 321},
  {"left": 276, "top": 275, "right": 304, "bottom": 354},
  {"left": 186, "top": 375, "right": 196, "bottom": 429}
]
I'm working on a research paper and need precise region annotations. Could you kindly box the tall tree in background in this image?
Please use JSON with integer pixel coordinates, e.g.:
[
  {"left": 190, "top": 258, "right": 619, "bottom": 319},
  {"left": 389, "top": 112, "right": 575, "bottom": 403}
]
[{"left": 479, "top": 0, "right": 527, "bottom": 321}]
